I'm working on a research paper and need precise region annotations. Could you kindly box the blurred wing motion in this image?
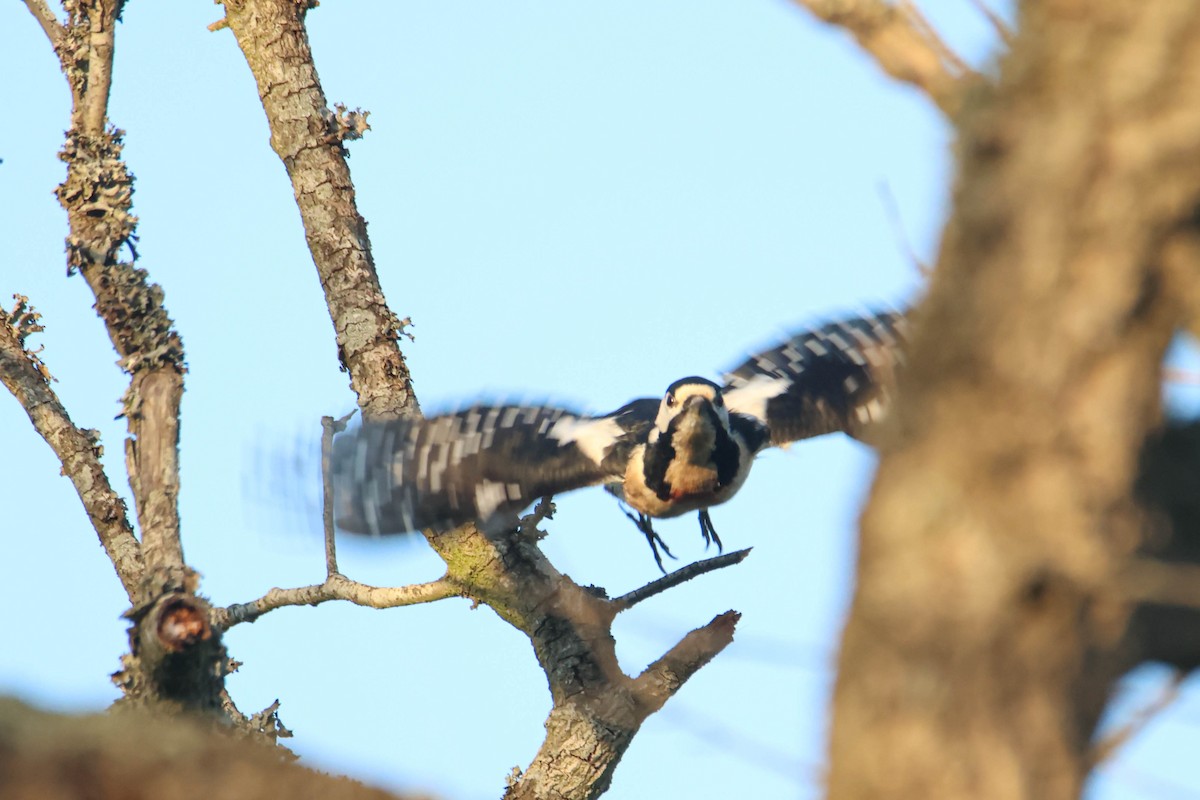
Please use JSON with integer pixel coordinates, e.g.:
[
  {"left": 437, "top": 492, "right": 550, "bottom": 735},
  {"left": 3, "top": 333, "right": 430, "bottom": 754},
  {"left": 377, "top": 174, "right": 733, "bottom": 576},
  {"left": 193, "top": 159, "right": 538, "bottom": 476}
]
[
  {"left": 330, "top": 308, "right": 908, "bottom": 548},
  {"left": 333, "top": 399, "right": 658, "bottom": 535},
  {"left": 721, "top": 311, "right": 906, "bottom": 446}
]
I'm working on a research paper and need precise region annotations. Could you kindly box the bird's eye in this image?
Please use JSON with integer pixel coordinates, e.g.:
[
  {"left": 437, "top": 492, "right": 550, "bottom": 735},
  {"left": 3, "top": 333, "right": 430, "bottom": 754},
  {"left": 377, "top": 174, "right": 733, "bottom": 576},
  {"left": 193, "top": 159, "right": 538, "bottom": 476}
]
[
  {"left": 666, "top": 394, "right": 676, "bottom": 407},
  {"left": 713, "top": 394, "right": 724, "bottom": 407}
]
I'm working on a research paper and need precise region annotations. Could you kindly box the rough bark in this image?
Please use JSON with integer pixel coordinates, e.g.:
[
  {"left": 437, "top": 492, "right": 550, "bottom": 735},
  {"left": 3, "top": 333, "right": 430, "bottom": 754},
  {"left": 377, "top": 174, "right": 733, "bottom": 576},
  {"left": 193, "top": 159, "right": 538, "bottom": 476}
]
[
  {"left": 0, "top": 298, "right": 143, "bottom": 600},
  {"left": 14, "top": 0, "right": 244, "bottom": 727},
  {"left": 0, "top": 698, "right": 427, "bottom": 800},
  {"left": 211, "top": 4, "right": 744, "bottom": 797},
  {"left": 219, "top": 0, "right": 417, "bottom": 421},
  {"left": 415, "top": 515, "right": 739, "bottom": 800},
  {"left": 793, "top": 0, "right": 981, "bottom": 116},
  {"left": 828, "top": 2, "right": 1200, "bottom": 798},
  {"left": 53, "top": 0, "right": 189, "bottom": 585}
]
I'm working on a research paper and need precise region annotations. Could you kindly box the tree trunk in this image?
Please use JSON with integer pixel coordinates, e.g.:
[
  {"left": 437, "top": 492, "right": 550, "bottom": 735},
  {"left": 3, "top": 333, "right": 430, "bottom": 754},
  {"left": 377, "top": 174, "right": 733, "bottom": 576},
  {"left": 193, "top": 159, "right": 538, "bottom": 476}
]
[{"left": 829, "top": 2, "right": 1200, "bottom": 797}]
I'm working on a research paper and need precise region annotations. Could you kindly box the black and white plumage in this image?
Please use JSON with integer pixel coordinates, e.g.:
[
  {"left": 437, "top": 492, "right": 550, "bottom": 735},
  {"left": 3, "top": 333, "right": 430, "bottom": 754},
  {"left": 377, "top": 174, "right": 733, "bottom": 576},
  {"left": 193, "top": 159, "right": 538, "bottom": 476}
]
[{"left": 333, "top": 310, "right": 906, "bottom": 568}]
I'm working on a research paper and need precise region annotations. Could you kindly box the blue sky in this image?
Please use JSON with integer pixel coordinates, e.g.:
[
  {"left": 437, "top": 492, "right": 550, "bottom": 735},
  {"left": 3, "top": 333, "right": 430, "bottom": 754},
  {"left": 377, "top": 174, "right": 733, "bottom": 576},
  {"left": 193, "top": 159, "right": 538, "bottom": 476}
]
[{"left": 3, "top": 2, "right": 1198, "bottom": 799}]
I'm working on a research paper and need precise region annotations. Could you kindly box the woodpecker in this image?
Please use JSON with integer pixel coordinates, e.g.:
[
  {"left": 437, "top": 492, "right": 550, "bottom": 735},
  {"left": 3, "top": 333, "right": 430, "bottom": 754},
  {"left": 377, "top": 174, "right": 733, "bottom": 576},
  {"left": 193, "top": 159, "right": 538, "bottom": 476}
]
[{"left": 333, "top": 310, "right": 906, "bottom": 570}]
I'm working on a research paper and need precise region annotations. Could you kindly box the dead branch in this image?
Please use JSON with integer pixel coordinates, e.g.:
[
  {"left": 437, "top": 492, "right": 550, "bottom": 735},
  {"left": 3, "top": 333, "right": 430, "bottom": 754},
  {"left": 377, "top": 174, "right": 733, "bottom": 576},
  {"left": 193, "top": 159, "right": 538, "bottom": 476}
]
[
  {"left": 214, "top": 573, "right": 461, "bottom": 630},
  {"left": 0, "top": 299, "right": 143, "bottom": 601},
  {"left": 791, "top": 0, "right": 980, "bottom": 117},
  {"left": 321, "top": 412, "right": 355, "bottom": 577},
  {"left": 613, "top": 549, "right": 752, "bottom": 611},
  {"left": 630, "top": 611, "right": 741, "bottom": 712}
]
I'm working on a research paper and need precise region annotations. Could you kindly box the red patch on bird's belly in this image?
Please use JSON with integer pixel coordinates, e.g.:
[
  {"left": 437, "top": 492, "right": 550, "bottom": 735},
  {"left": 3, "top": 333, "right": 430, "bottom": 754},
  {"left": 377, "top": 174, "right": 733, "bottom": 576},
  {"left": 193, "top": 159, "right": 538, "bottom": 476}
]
[
  {"left": 669, "top": 478, "right": 717, "bottom": 501},
  {"left": 666, "top": 465, "right": 719, "bottom": 501}
]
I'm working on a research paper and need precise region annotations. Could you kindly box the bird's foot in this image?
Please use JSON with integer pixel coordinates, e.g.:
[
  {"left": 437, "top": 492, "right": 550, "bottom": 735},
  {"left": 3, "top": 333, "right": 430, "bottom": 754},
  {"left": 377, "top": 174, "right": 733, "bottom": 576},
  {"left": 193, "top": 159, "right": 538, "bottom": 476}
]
[
  {"left": 624, "top": 509, "right": 676, "bottom": 573},
  {"left": 697, "top": 509, "right": 723, "bottom": 553}
]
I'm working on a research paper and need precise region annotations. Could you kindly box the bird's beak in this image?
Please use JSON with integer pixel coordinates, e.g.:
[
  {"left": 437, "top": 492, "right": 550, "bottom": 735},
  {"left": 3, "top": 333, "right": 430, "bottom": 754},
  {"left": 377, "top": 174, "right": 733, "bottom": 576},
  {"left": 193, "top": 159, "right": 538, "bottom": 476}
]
[{"left": 683, "top": 395, "right": 711, "bottom": 411}]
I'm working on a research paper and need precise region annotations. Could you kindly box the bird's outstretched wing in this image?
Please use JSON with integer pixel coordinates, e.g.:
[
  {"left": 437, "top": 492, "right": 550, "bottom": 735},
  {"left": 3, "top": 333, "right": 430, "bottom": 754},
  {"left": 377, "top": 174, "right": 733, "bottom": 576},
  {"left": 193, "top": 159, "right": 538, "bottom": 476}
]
[
  {"left": 333, "top": 398, "right": 659, "bottom": 535},
  {"left": 721, "top": 310, "right": 907, "bottom": 447}
]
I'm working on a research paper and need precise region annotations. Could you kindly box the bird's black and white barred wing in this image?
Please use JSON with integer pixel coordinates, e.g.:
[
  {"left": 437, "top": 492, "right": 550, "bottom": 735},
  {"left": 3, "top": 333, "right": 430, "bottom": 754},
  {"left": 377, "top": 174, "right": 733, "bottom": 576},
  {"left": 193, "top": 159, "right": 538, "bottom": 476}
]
[
  {"left": 721, "top": 310, "right": 907, "bottom": 447},
  {"left": 332, "top": 399, "right": 659, "bottom": 535}
]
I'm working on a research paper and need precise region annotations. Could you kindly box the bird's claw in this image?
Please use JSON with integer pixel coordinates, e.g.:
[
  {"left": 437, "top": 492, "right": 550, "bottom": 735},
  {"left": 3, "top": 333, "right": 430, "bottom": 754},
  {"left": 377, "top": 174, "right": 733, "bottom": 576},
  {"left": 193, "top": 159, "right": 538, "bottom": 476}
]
[{"left": 624, "top": 509, "right": 676, "bottom": 573}]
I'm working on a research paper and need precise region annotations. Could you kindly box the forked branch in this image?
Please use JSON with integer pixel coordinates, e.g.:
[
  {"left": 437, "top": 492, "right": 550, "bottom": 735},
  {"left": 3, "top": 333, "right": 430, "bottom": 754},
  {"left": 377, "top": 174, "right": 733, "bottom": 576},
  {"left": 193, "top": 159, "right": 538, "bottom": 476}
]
[{"left": 217, "top": 2, "right": 748, "bottom": 794}]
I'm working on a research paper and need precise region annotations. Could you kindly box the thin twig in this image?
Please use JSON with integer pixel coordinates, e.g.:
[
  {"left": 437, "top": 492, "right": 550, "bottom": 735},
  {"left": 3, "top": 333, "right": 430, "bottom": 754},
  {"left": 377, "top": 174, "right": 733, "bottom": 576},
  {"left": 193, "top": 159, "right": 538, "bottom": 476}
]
[
  {"left": 1119, "top": 558, "right": 1200, "bottom": 608},
  {"left": 213, "top": 572, "right": 459, "bottom": 630},
  {"left": 613, "top": 549, "right": 751, "bottom": 611},
  {"left": 877, "top": 182, "right": 932, "bottom": 277},
  {"left": 1089, "top": 670, "right": 1184, "bottom": 767},
  {"left": 898, "top": 0, "right": 968, "bottom": 76},
  {"left": 22, "top": 0, "right": 63, "bottom": 50},
  {"left": 0, "top": 303, "right": 143, "bottom": 601},
  {"left": 320, "top": 411, "right": 354, "bottom": 577},
  {"left": 965, "top": 0, "right": 1015, "bottom": 48},
  {"left": 791, "top": 0, "right": 980, "bottom": 117}
]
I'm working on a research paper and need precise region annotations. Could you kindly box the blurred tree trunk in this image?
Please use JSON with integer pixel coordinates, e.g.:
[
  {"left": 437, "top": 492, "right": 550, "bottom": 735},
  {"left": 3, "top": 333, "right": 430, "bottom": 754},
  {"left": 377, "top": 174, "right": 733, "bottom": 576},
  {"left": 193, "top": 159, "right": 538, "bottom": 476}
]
[{"left": 828, "top": 2, "right": 1200, "bottom": 797}]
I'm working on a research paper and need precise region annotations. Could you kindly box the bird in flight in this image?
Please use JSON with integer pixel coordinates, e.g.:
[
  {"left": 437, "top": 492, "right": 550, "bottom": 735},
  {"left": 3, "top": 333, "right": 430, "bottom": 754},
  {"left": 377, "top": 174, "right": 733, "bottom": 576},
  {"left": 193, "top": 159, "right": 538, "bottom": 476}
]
[{"left": 333, "top": 310, "right": 906, "bottom": 570}]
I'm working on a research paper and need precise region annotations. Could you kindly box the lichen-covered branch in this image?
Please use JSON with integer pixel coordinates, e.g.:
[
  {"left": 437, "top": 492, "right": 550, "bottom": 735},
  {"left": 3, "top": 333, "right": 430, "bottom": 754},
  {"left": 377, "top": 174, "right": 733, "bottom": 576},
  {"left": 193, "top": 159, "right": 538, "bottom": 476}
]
[
  {"left": 40, "top": 0, "right": 189, "bottom": 585},
  {"left": 416, "top": 518, "right": 741, "bottom": 800},
  {"left": 791, "top": 0, "right": 980, "bottom": 117},
  {"left": 217, "top": 0, "right": 417, "bottom": 420},
  {"left": 0, "top": 297, "right": 143, "bottom": 601},
  {"left": 19, "top": 0, "right": 241, "bottom": 728}
]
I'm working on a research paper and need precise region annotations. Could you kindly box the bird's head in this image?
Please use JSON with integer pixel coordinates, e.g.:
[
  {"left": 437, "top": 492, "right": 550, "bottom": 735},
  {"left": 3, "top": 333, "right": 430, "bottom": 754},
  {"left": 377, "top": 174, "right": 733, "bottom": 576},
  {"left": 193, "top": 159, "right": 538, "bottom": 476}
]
[{"left": 653, "top": 376, "right": 729, "bottom": 439}]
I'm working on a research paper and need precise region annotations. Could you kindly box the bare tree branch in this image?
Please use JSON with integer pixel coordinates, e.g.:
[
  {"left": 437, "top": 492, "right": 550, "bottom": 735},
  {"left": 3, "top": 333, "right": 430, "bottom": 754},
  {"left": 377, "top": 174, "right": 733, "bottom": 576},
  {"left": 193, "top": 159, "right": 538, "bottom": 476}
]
[
  {"left": 877, "top": 182, "right": 932, "bottom": 277},
  {"left": 0, "top": 298, "right": 142, "bottom": 601},
  {"left": 613, "top": 549, "right": 751, "bottom": 611},
  {"left": 214, "top": 573, "right": 460, "bottom": 630},
  {"left": 321, "top": 412, "right": 354, "bottom": 577},
  {"left": 965, "top": 0, "right": 1015, "bottom": 48},
  {"left": 22, "top": 0, "right": 63, "bottom": 50},
  {"left": 790, "top": 0, "right": 980, "bottom": 117},
  {"left": 897, "top": 0, "right": 968, "bottom": 75},
  {"left": 1089, "top": 670, "right": 1184, "bottom": 767},
  {"left": 1119, "top": 559, "right": 1200, "bottom": 609},
  {"left": 78, "top": 0, "right": 118, "bottom": 134},
  {"left": 630, "top": 611, "right": 741, "bottom": 712},
  {"left": 217, "top": 0, "right": 418, "bottom": 420},
  {"left": 216, "top": 3, "right": 746, "bottom": 792},
  {"left": 36, "top": 0, "right": 190, "bottom": 586}
]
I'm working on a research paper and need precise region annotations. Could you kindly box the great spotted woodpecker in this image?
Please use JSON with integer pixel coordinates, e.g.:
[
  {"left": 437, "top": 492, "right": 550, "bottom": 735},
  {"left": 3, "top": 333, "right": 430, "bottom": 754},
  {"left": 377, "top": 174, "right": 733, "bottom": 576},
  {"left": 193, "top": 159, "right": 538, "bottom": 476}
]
[{"left": 333, "top": 310, "right": 906, "bottom": 569}]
